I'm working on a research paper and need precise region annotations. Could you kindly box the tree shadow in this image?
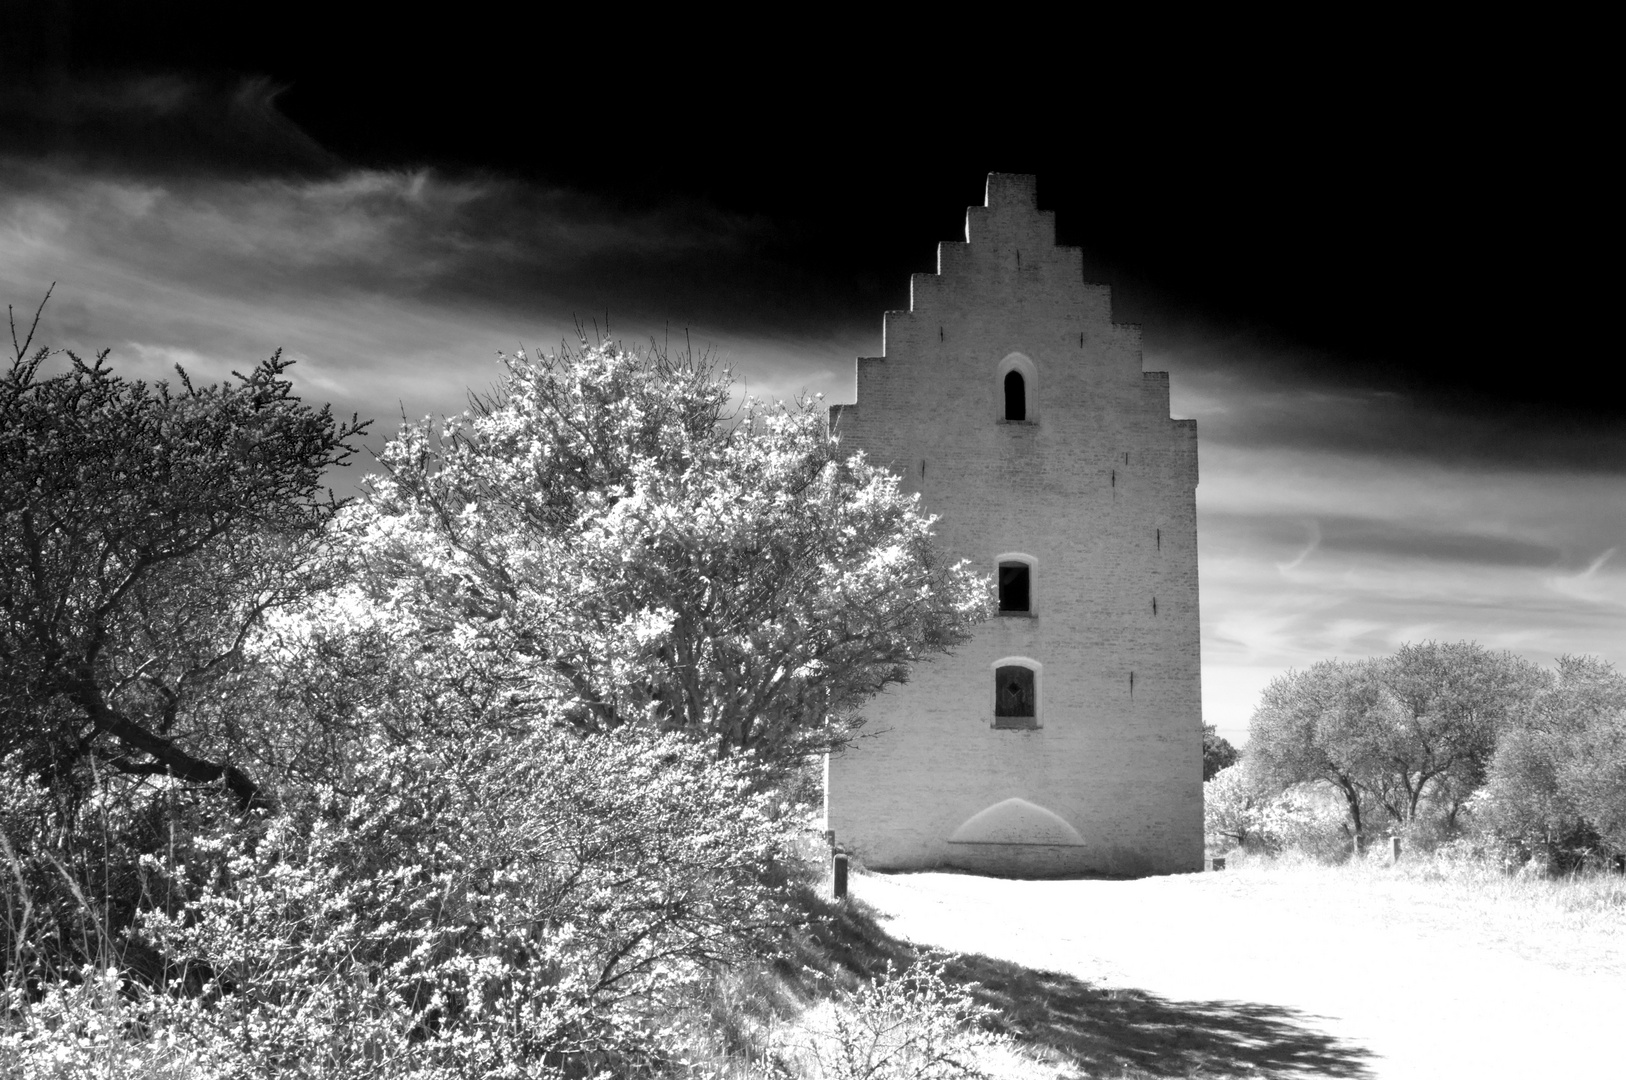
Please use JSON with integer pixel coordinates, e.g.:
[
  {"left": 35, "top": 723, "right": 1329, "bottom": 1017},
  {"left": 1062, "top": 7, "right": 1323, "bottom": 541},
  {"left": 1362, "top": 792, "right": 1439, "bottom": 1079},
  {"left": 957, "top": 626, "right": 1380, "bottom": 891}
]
[
  {"left": 782, "top": 883, "right": 1375, "bottom": 1079},
  {"left": 945, "top": 951, "right": 1373, "bottom": 1078}
]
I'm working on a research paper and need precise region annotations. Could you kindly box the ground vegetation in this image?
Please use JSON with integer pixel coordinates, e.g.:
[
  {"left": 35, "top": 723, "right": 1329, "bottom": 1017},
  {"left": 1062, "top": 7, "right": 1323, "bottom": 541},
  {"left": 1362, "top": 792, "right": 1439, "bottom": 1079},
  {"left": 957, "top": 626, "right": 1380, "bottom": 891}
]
[{"left": 0, "top": 309, "right": 996, "bottom": 1077}]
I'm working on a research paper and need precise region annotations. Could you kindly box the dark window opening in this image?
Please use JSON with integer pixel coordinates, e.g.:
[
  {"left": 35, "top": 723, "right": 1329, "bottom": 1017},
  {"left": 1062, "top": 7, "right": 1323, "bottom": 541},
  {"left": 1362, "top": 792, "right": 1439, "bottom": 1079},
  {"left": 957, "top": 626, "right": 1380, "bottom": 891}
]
[
  {"left": 998, "top": 562, "right": 1030, "bottom": 613},
  {"left": 995, "top": 665, "right": 1036, "bottom": 721},
  {"left": 1003, "top": 371, "right": 1026, "bottom": 421}
]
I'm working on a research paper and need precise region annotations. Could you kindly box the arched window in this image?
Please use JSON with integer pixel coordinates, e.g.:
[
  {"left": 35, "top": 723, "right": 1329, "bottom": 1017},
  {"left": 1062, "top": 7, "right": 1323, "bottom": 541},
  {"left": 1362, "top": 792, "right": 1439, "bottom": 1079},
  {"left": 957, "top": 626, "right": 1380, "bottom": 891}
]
[
  {"left": 1003, "top": 370, "right": 1026, "bottom": 421},
  {"left": 995, "top": 352, "right": 1038, "bottom": 424},
  {"left": 998, "top": 560, "right": 1031, "bottom": 614},
  {"left": 992, "top": 657, "right": 1040, "bottom": 729}
]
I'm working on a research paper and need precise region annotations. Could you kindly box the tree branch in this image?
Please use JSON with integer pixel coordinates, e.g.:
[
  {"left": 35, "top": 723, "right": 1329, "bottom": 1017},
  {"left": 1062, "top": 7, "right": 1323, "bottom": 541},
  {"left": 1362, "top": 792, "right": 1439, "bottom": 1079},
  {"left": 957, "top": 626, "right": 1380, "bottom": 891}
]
[{"left": 70, "top": 671, "right": 267, "bottom": 811}]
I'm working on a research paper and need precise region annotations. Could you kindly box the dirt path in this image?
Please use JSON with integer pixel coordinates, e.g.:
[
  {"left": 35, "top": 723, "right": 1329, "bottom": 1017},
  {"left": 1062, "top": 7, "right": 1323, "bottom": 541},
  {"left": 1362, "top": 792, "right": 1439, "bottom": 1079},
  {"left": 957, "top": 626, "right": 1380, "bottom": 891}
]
[{"left": 849, "top": 868, "right": 1625, "bottom": 1079}]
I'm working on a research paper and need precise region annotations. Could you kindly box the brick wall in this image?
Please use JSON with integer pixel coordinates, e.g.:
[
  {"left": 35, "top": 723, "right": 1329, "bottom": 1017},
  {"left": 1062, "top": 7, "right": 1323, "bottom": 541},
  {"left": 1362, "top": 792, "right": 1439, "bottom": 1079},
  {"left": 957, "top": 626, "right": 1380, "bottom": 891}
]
[{"left": 825, "top": 174, "right": 1203, "bottom": 877}]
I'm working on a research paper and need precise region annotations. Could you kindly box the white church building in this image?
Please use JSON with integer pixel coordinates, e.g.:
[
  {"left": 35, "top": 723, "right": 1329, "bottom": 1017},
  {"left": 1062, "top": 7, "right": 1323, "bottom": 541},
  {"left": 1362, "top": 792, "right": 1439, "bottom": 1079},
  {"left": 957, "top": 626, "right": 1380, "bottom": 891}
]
[{"left": 825, "top": 174, "right": 1203, "bottom": 877}]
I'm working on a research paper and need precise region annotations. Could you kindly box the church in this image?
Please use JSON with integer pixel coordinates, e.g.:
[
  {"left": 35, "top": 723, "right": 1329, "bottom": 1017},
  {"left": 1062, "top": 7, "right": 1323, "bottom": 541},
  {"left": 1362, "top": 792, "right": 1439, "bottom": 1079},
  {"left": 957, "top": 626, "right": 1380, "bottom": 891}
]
[{"left": 825, "top": 174, "right": 1203, "bottom": 877}]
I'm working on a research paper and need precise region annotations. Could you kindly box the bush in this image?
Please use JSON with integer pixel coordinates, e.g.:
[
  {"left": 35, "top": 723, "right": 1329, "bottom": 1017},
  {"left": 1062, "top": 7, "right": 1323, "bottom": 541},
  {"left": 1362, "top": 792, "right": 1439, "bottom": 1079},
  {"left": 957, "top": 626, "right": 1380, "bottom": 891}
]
[
  {"left": 1256, "top": 785, "right": 1353, "bottom": 861},
  {"left": 7, "top": 726, "right": 799, "bottom": 1077},
  {"left": 1205, "top": 765, "right": 1350, "bottom": 860},
  {"left": 1203, "top": 763, "right": 1269, "bottom": 851},
  {"left": 0, "top": 760, "right": 226, "bottom": 993},
  {"left": 768, "top": 954, "right": 1006, "bottom": 1080}
]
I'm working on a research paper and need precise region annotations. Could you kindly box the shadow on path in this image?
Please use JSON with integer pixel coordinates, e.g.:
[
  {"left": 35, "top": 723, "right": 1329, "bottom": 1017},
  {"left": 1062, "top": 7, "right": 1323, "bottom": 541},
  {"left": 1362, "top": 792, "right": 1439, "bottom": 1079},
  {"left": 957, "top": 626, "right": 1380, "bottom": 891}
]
[
  {"left": 790, "top": 887, "right": 1375, "bottom": 1079},
  {"left": 948, "top": 950, "right": 1373, "bottom": 1079}
]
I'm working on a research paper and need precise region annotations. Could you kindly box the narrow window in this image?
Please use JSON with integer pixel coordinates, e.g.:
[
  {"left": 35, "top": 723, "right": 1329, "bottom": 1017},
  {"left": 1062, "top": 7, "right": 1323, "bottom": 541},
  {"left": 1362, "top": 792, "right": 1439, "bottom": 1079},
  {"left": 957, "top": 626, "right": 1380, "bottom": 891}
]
[
  {"left": 995, "top": 665, "right": 1036, "bottom": 722},
  {"left": 998, "top": 562, "right": 1030, "bottom": 613},
  {"left": 1003, "top": 370, "right": 1026, "bottom": 421}
]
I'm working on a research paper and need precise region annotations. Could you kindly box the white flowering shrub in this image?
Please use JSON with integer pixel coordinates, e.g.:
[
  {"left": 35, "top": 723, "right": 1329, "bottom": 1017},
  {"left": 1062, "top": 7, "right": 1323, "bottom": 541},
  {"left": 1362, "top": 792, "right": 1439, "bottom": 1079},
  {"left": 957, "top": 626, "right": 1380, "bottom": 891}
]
[
  {"left": 768, "top": 955, "right": 1006, "bottom": 1080},
  {"left": 1205, "top": 765, "right": 1349, "bottom": 860},
  {"left": 0, "top": 966, "right": 207, "bottom": 1079},
  {"left": 1255, "top": 784, "right": 1352, "bottom": 860},
  {"left": 347, "top": 340, "right": 989, "bottom": 762},
  {"left": 1203, "top": 763, "right": 1270, "bottom": 851},
  {"left": 113, "top": 727, "right": 795, "bottom": 1077}
]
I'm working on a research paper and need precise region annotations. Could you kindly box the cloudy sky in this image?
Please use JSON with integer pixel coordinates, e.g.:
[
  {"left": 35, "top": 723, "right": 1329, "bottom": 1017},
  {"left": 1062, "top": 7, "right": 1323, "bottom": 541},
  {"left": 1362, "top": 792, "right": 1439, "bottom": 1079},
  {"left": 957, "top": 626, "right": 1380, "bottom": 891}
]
[{"left": 3, "top": 8, "right": 1618, "bottom": 744}]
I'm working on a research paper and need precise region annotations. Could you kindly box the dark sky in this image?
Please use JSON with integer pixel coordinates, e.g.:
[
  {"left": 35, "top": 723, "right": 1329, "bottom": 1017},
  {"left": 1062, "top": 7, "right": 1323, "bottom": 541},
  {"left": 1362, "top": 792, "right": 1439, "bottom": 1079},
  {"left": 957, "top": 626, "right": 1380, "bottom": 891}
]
[{"left": 3, "top": 4, "right": 1620, "bottom": 738}]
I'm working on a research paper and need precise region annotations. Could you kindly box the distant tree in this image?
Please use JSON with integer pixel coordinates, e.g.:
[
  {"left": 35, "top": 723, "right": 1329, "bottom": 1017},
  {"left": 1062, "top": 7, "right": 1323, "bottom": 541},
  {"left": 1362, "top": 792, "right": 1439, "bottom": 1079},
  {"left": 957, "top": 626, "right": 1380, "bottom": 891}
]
[
  {"left": 1554, "top": 657, "right": 1626, "bottom": 851},
  {"left": 1247, "top": 644, "right": 1547, "bottom": 849},
  {"left": 1246, "top": 659, "right": 1389, "bottom": 849},
  {"left": 1478, "top": 655, "right": 1626, "bottom": 862},
  {"left": 345, "top": 340, "right": 988, "bottom": 761},
  {"left": 1366, "top": 642, "right": 1544, "bottom": 829},
  {"left": 0, "top": 313, "right": 366, "bottom": 808},
  {"left": 1202, "top": 724, "right": 1238, "bottom": 780}
]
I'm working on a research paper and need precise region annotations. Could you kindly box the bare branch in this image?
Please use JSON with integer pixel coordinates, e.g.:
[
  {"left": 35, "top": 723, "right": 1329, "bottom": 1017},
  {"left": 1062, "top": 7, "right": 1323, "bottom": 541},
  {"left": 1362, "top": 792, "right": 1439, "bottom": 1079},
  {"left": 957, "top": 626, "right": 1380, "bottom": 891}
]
[{"left": 9, "top": 282, "right": 55, "bottom": 362}]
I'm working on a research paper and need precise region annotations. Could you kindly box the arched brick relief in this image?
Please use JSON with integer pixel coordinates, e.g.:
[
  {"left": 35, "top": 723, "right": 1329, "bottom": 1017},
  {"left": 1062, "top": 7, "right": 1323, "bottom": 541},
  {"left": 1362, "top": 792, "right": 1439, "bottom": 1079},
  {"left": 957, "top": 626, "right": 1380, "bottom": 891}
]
[
  {"left": 995, "top": 352, "right": 1038, "bottom": 424},
  {"left": 994, "top": 551, "right": 1036, "bottom": 616},
  {"left": 948, "top": 797, "right": 1084, "bottom": 846},
  {"left": 991, "top": 655, "right": 1041, "bottom": 729}
]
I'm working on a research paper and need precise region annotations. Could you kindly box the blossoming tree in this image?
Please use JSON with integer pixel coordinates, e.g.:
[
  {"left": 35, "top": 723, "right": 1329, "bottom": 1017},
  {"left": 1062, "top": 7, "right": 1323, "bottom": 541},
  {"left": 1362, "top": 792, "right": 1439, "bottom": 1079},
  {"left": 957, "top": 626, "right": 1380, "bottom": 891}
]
[{"left": 345, "top": 340, "right": 990, "bottom": 759}]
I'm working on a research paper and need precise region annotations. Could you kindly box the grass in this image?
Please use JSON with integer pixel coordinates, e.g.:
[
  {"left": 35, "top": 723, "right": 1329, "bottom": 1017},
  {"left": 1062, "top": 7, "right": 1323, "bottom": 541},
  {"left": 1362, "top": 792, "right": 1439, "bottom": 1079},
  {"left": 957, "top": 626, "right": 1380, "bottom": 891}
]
[{"left": 1214, "top": 846, "right": 1626, "bottom": 975}]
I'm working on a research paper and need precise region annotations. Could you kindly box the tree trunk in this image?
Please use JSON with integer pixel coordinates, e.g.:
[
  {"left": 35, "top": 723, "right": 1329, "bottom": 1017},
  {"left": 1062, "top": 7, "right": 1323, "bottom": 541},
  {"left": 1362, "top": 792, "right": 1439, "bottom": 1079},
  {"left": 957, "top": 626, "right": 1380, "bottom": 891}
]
[{"left": 1339, "top": 778, "right": 1365, "bottom": 852}]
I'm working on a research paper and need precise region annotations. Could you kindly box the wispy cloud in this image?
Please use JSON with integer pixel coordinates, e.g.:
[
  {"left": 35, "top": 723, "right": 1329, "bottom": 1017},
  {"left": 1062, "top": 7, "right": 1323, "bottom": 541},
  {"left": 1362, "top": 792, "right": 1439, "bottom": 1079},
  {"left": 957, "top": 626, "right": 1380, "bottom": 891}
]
[
  {"left": 1, "top": 154, "right": 869, "bottom": 485},
  {"left": 1161, "top": 330, "right": 1626, "bottom": 472}
]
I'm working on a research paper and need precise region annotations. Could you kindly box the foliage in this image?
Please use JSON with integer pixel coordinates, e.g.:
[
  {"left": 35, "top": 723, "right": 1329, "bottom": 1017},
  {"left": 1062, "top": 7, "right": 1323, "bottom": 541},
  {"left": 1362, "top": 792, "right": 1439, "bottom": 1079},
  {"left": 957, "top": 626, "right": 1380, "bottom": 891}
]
[
  {"left": 0, "top": 335, "right": 366, "bottom": 810},
  {"left": 1205, "top": 764, "right": 1349, "bottom": 859},
  {"left": 768, "top": 955, "right": 1007, "bottom": 1080},
  {"left": 103, "top": 725, "right": 794, "bottom": 1077},
  {"left": 1246, "top": 659, "right": 1385, "bottom": 847},
  {"left": 1255, "top": 785, "right": 1357, "bottom": 861},
  {"left": 1201, "top": 725, "right": 1237, "bottom": 781},
  {"left": 346, "top": 340, "right": 988, "bottom": 761},
  {"left": 0, "top": 966, "right": 209, "bottom": 1079},
  {"left": 0, "top": 312, "right": 995, "bottom": 1076},
  {"left": 0, "top": 758, "right": 227, "bottom": 992},
  {"left": 2, "top": 664, "right": 813, "bottom": 1077},
  {"left": 1475, "top": 655, "right": 1626, "bottom": 867},
  {"left": 1365, "top": 642, "right": 1544, "bottom": 827},
  {"left": 1203, "top": 762, "right": 1269, "bottom": 850},
  {"left": 1246, "top": 643, "right": 1544, "bottom": 847}
]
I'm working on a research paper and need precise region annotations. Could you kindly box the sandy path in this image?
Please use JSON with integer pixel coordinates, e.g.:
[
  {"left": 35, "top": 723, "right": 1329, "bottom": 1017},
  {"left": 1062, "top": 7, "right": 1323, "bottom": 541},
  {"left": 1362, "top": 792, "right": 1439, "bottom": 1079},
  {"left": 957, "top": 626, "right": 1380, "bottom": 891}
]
[{"left": 850, "top": 869, "right": 1625, "bottom": 1079}]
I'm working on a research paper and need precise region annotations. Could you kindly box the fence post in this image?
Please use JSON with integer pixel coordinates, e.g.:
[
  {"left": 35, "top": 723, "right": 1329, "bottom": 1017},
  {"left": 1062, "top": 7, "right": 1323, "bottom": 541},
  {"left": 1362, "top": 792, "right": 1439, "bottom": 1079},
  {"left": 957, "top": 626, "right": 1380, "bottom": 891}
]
[
  {"left": 1389, "top": 834, "right": 1402, "bottom": 863},
  {"left": 833, "top": 853, "right": 849, "bottom": 899}
]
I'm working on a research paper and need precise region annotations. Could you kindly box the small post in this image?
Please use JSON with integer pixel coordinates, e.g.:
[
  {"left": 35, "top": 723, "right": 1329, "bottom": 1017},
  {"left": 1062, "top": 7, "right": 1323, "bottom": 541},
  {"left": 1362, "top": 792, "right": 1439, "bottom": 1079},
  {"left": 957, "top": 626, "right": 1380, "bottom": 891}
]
[
  {"left": 1389, "top": 835, "right": 1402, "bottom": 863},
  {"left": 833, "top": 853, "right": 849, "bottom": 899}
]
